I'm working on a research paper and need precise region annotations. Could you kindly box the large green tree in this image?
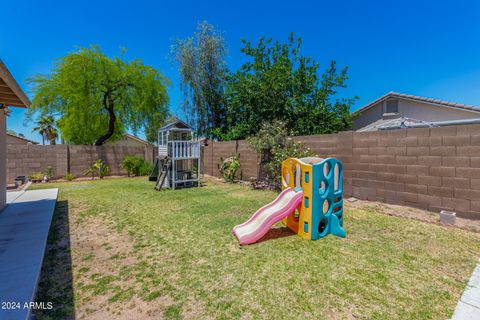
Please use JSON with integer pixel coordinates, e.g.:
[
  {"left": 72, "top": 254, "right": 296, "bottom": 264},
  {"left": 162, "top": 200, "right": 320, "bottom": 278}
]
[
  {"left": 217, "top": 34, "right": 356, "bottom": 140},
  {"left": 171, "top": 21, "right": 227, "bottom": 137},
  {"left": 28, "top": 46, "right": 170, "bottom": 145}
]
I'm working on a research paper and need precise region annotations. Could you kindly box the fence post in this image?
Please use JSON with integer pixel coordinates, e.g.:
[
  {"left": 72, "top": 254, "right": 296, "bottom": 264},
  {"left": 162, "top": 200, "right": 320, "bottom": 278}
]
[
  {"left": 211, "top": 141, "right": 215, "bottom": 176},
  {"left": 67, "top": 145, "right": 71, "bottom": 174}
]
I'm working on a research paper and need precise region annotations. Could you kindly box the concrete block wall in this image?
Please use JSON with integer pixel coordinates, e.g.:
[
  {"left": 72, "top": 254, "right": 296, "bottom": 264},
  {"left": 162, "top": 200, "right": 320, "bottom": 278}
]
[
  {"left": 69, "top": 145, "right": 149, "bottom": 177},
  {"left": 202, "top": 140, "right": 259, "bottom": 180},
  {"left": 7, "top": 145, "right": 155, "bottom": 182},
  {"left": 334, "top": 125, "right": 480, "bottom": 219},
  {"left": 7, "top": 125, "right": 480, "bottom": 218},
  {"left": 7, "top": 145, "right": 68, "bottom": 182},
  {"left": 237, "top": 140, "right": 260, "bottom": 180},
  {"left": 202, "top": 125, "right": 480, "bottom": 219}
]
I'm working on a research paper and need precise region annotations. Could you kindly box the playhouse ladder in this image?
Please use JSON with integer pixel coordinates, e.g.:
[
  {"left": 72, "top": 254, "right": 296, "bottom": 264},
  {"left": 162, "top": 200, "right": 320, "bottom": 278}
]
[{"left": 155, "top": 158, "right": 171, "bottom": 191}]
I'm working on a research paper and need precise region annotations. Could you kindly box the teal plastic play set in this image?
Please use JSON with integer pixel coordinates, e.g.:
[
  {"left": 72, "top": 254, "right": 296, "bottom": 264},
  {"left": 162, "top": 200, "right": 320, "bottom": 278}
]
[{"left": 233, "top": 157, "right": 345, "bottom": 245}]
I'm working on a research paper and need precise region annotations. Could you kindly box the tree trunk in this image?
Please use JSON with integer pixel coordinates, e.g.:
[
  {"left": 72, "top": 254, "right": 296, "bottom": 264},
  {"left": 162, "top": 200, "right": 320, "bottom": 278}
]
[
  {"left": 94, "top": 94, "right": 116, "bottom": 146},
  {"left": 46, "top": 128, "right": 56, "bottom": 145}
]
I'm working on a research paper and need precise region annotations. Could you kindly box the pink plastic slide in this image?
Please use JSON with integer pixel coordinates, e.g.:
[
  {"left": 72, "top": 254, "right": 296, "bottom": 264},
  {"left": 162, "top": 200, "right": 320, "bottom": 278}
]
[{"left": 232, "top": 187, "right": 304, "bottom": 245}]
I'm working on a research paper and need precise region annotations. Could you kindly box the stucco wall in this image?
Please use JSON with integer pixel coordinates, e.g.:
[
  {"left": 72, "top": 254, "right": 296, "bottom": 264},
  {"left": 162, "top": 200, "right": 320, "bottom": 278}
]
[
  {"left": 353, "top": 98, "right": 480, "bottom": 131},
  {"left": 104, "top": 136, "right": 149, "bottom": 147},
  {"left": 0, "top": 111, "right": 6, "bottom": 211},
  {"left": 6, "top": 134, "right": 36, "bottom": 145},
  {"left": 352, "top": 102, "right": 383, "bottom": 130},
  {"left": 399, "top": 99, "right": 480, "bottom": 122}
]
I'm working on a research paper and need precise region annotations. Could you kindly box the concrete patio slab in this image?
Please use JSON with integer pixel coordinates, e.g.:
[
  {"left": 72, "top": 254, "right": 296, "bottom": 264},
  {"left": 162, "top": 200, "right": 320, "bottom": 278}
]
[
  {"left": 0, "top": 188, "right": 58, "bottom": 320},
  {"left": 6, "top": 190, "right": 24, "bottom": 203},
  {"left": 452, "top": 302, "right": 480, "bottom": 320},
  {"left": 451, "top": 262, "right": 480, "bottom": 320}
]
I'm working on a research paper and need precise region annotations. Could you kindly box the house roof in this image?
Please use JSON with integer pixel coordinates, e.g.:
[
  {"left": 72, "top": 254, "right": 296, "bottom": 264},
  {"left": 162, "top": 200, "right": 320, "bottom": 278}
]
[
  {"left": 123, "top": 134, "right": 150, "bottom": 146},
  {"left": 159, "top": 119, "right": 192, "bottom": 131},
  {"left": 6, "top": 133, "right": 39, "bottom": 144},
  {"left": 355, "top": 91, "right": 480, "bottom": 115},
  {"left": 0, "top": 59, "right": 31, "bottom": 108},
  {"left": 357, "top": 116, "right": 480, "bottom": 132}
]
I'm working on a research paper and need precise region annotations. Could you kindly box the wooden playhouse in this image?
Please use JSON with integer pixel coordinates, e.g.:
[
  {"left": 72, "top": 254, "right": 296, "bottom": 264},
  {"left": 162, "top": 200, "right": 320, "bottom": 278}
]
[{"left": 150, "top": 120, "right": 201, "bottom": 190}]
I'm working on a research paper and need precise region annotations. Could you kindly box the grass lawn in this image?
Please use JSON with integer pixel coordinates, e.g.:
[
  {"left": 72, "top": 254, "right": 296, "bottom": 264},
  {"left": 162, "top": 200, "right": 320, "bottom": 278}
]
[{"left": 32, "top": 177, "right": 480, "bottom": 319}]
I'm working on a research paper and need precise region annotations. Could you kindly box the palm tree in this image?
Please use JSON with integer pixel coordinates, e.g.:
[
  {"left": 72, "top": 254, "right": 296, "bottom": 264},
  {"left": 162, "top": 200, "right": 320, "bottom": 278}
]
[
  {"left": 33, "top": 115, "right": 58, "bottom": 145},
  {"left": 46, "top": 126, "right": 58, "bottom": 145}
]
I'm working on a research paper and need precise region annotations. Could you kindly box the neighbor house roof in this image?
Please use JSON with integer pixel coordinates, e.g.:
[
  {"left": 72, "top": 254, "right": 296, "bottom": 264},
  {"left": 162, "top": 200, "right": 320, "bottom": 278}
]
[
  {"left": 159, "top": 119, "right": 192, "bottom": 131},
  {"left": 6, "top": 133, "right": 39, "bottom": 144},
  {"left": 357, "top": 116, "right": 480, "bottom": 132},
  {"left": 355, "top": 91, "right": 480, "bottom": 115},
  {"left": 0, "top": 59, "right": 31, "bottom": 108},
  {"left": 123, "top": 134, "right": 150, "bottom": 146}
]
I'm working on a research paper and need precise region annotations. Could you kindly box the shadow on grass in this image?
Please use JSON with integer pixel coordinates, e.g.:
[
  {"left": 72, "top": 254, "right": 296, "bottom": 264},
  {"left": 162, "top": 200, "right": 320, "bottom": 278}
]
[
  {"left": 256, "top": 226, "right": 296, "bottom": 244},
  {"left": 34, "top": 200, "right": 76, "bottom": 319}
]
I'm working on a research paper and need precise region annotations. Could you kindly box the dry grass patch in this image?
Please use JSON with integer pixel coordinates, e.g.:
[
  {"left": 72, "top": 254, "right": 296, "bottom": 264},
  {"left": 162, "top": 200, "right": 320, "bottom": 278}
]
[{"left": 346, "top": 198, "right": 480, "bottom": 233}]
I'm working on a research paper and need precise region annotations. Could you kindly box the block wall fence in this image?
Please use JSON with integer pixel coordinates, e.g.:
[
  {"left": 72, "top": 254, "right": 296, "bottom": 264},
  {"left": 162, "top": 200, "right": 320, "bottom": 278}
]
[
  {"left": 7, "top": 145, "right": 156, "bottom": 182},
  {"left": 6, "top": 125, "right": 480, "bottom": 219},
  {"left": 202, "top": 124, "right": 480, "bottom": 219}
]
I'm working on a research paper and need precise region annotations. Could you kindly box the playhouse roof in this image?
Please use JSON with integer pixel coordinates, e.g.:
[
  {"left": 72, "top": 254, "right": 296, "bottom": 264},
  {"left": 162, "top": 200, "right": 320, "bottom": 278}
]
[{"left": 159, "top": 120, "right": 192, "bottom": 132}]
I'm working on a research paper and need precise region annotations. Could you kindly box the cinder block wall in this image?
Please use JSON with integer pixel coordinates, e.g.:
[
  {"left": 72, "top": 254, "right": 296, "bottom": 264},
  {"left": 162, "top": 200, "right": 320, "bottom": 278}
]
[
  {"left": 332, "top": 125, "right": 480, "bottom": 219},
  {"left": 202, "top": 125, "right": 480, "bottom": 219},
  {"left": 202, "top": 140, "right": 259, "bottom": 181},
  {"left": 7, "top": 145, "right": 69, "bottom": 181},
  {"left": 7, "top": 145, "right": 155, "bottom": 182},
  {"left": 68, "top": 145, "right": 149, "bottom": 177}
]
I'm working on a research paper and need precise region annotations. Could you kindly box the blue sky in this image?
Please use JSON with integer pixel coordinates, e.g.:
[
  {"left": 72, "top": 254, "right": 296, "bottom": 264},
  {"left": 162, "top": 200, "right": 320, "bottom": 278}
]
[{"left": 2, "top": 0, "right": 480, "bottom": 143}]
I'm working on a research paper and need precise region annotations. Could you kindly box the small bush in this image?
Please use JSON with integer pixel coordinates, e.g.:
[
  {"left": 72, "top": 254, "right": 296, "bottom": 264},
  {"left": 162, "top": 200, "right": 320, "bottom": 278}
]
[
  {"left": 29, "top": 172, "right": 44, "bottom": 182},
  {"left": 65, "top": 173, "right": 75, "bottom": 181},
  {"left": 265, "top": 139, "right": 315, "bottom": 184},
  {"left": 248, "top": 120, "right": 315, "bottom": 187},
  {"left": 97, "top": 161, "right": 110, "bottom": 179},
  {"left": 85, "top": 159, "right": 110, "bottom": 179},
  {"left": 218, "top": 154, "right": 241, "bottom": 182},
  {"left": 121, "top": 156, "right": 138, "bottom": 177},
  {"left": 43, "top": 166, "right": 55, "bottom": 180},
  {"left": 139, "top": 161, "right": 154, "bottom": 176},
  {"left": 121, "top": 155, "right": 153, "bottom": 176}
]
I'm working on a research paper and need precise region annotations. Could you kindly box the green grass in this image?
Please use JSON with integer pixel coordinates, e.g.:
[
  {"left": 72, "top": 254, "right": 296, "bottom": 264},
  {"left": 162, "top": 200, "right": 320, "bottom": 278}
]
[{"left": 32, "top": 177, "right": 480, "bottom": 319}]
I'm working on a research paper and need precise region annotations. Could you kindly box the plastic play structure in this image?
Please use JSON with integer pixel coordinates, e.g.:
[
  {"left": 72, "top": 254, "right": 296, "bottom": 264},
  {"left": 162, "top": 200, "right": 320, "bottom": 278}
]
[
  {"left": 149, "top": 120, "right": 201, "bottom": 190},
  {"left": 233, "top": 157, "right": 345, "bottom": 245}
]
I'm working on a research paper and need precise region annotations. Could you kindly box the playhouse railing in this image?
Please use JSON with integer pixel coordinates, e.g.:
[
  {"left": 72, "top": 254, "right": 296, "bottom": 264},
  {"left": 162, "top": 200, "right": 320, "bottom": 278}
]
[{"left": 168, "top": 140, "right": 200, "bottom": 159}]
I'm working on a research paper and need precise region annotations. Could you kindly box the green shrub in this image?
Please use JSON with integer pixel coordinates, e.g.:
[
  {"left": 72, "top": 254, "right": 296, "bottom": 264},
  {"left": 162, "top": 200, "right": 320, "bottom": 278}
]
[
  {"left": 218, "top": 154, "right": 241, "bottom": 182},
  {"left": 65, "top": 172, "right": 75, "bottom": 181},
  {"left": 139, "top": 161, "right": 154, "bottom": 176},
  {"left": 29, "top": 172, "right": 44, "bottom": 182},
  {"left": 121, "top": 155, "right": 153, "bottom": 176},
  {"left": 43, "top": 166, "right": 55, "bottom": 180},
  {"left": 97, "top": 161, "right": 110, "bottom": 179},
  {"left": 247, "top": 120, "right": 290, "bottom": 156},
  {"left": 265, "top": 140, "right": 315, "bottom": 184},
  {"left": 248, "top": 120, "right": 315, "bottom": 185},
  {"left": 121, "top": 155, "right": 138, "bottom": 177},
  {"left": 85, "top": 159, "right": 110, "bottom": 179}
]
